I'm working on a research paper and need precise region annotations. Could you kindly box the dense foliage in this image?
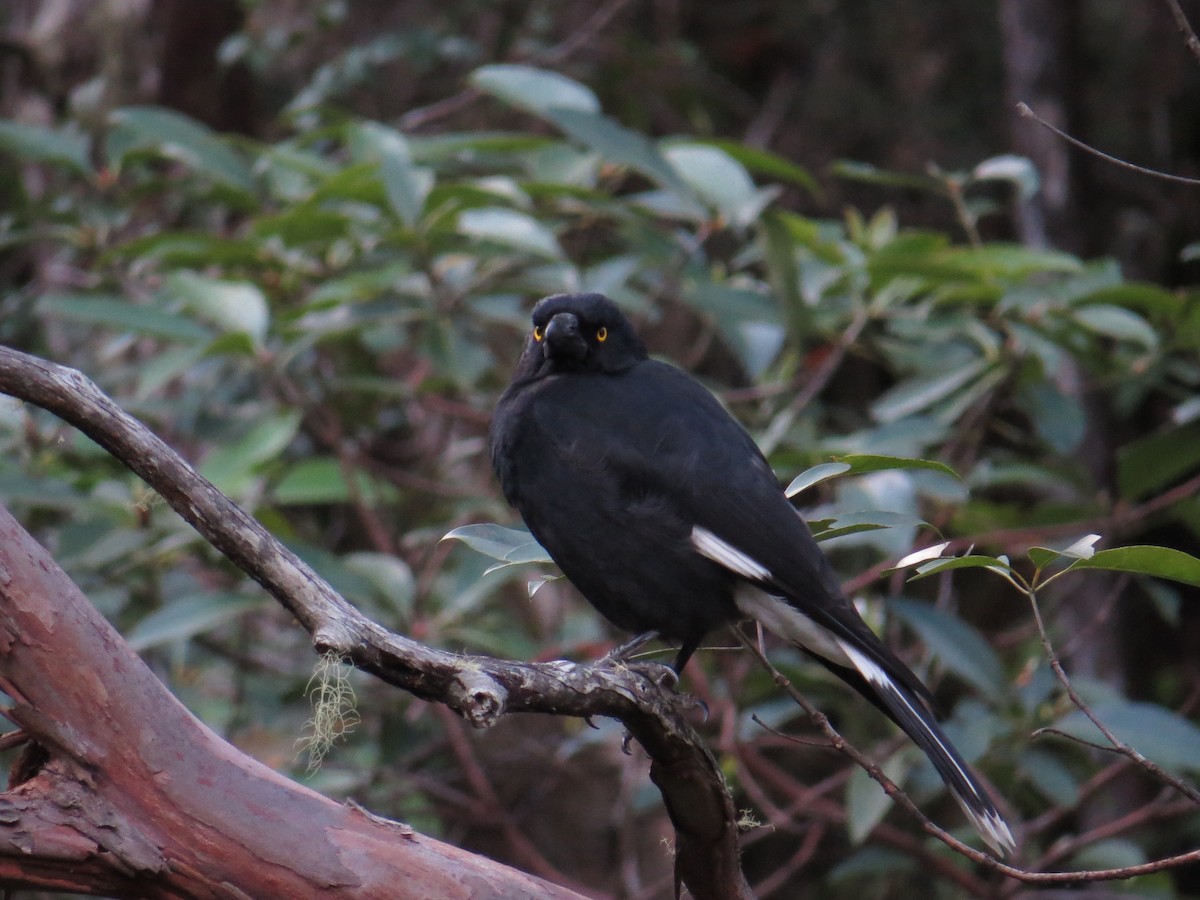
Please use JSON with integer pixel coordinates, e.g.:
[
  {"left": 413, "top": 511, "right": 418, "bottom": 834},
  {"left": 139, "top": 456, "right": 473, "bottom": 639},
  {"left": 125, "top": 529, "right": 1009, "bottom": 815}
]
[{"left": 2, "top": 55, "right": 1200, "bottom": 897}]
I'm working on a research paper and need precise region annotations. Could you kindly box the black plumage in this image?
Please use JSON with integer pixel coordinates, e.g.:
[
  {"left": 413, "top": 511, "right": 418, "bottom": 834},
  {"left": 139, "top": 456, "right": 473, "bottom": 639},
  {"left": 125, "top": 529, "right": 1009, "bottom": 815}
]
[{"left": 489, "top": 292, "right": 1015, "bottom": 856}]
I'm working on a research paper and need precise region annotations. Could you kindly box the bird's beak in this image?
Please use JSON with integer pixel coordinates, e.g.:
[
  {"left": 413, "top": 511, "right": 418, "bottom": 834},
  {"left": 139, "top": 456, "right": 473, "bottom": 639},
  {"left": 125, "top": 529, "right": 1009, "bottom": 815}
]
[{"left": 543, "top": 312, "right": 588, "bottom": 362}]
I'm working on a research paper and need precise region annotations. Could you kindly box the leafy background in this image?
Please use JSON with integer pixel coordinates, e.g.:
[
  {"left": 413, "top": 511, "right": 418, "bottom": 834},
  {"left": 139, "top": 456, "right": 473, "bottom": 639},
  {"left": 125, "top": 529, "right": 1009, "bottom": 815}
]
[{"left": 2, "top": 2, "right": 1200, "bottom": 897}]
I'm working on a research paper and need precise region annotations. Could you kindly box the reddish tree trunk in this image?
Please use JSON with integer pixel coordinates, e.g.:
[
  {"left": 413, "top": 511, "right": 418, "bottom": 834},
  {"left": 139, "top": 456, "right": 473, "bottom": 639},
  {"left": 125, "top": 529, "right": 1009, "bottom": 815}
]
[{"left": 0, "top": 502, "right": 582, "bottom": 899}]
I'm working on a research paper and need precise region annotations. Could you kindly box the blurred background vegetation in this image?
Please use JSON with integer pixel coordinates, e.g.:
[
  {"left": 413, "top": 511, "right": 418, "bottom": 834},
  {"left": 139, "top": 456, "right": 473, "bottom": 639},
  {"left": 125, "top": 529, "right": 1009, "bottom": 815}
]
[{"left": 1, "top": 1, "right": 1199, "bottom": 897}]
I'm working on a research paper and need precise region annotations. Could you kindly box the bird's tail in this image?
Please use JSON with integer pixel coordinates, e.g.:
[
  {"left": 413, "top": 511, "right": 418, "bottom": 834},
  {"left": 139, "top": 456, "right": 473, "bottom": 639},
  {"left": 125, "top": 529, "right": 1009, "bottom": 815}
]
[
  {"left": 835, "top": 641, "right": 1016, "bottom": 856},
  {"left": 733, "top": 586, "right": 1014, "bottom": 854}
]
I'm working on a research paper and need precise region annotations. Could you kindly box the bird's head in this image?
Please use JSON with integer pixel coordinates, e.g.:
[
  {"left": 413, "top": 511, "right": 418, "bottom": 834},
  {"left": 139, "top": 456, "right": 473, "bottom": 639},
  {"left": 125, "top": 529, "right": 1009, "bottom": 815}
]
[{"left": 520, "top": 293, "right": 647, "bottom": 376}]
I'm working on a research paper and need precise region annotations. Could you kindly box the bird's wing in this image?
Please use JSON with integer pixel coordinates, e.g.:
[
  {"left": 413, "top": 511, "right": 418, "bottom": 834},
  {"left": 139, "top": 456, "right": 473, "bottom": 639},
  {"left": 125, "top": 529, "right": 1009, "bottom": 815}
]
[
  {"left": 586, "top": 363, "right": 933, "bottom": 699},
  {"left": 496, "top": 357, "right": 1014, "bottom": 855},
  {"left": 610, "top": 367, "right": 1014, "bottom": 855},
  {"left": 505, "top": 357, "right": 928, "bottom": 705}
]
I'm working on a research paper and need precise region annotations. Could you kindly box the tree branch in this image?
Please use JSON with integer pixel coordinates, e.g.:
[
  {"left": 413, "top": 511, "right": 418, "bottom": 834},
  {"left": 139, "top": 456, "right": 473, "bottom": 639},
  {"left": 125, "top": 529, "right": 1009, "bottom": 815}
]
[
  {"left": 0, "top": 501, "right": 581, "bottom": 898},
  {"left": 0, "top": 344, "right": 749, "bottom": 898},
  {"left": 1164, "top": 0, "right": 1200, "bottom": 66},
  {"left": 1017, "top": 101, "right": 1200, "bottom": 186}
]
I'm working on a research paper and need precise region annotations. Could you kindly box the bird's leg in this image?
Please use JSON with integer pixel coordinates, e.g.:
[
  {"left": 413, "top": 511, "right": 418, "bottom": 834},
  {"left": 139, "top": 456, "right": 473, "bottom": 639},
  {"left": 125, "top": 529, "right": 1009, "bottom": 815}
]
[
  {"left": 670, "top": 639, "right": 700, "bottom": 675},
  {"left": 595, "top": 631, "right": 683, "bottom": 691},
  {"left": 596, "top": 630, "right": 661, "bottom": 666},
  {"left": 590, "top": 631, "right": 667, "bottom": 736}
]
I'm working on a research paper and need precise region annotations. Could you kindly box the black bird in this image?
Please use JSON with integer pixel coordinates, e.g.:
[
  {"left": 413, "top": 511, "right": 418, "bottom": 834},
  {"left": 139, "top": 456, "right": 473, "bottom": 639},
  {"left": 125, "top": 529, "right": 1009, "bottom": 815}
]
[{"left": 489, "top": 292, "right": 1015, "bottom": 856}]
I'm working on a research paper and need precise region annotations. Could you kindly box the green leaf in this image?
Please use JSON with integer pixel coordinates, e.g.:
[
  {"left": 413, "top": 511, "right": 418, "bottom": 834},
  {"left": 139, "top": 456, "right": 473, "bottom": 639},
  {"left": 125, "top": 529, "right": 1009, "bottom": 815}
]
[
  {"left": 135, "top": 344, "right": 208, "bottom": 399},
  {"left": 457, "top": 207, "right": 562, "bottom": 258},
  {"left": 1065, "top": 546, "right": 1200, "bottom": 587},
  {"left": 909, "top": 555, "right": 1014, "bottom": 581},
  {"left": 127, "top": 592, "right": 265, "bottom": 650},
  {"left": 810, "top": 511, "right": 924, "bottom": 542},
  {"left": 731, "top": 321, "right": 786, "bottom": 379},
  {"left": 1019, "top": 748, "right": 1080, "bottom": 807},
  {"left": 166, "top": 271, "right": 270, "bottom": 343},
  {"left": 347, "top": 122, "right": 433, "bottom": 227},
  {"left": 381, "top": 151, "right": 434, "bottom": 228},
  {"left": 663, "top": 143, "right": 762, "bottom": 227},
  {"left": 1066, "top": 839, "right": 1146, "bottom": 873},
  {"left": 828, "top": 848, "right": 917, "bottom": 882},
  {"left": 890, "top": 542, "right": 951, "bottom": 571},
  {"left": 341, "top": 551, "right": 415, "bottom": 621},
  {"left": 408, "top": 131, "right": 557, "bottom": 163},
  {"left": 837, "top": 454, "right": 961, "bottom": 480},
  {"left": 541, "top": 108, "right": 699, "bottom": 208},
  {"left": 785, "top": 462, "right": 852, "bottom": 498},
  {"left": 1076, "top": 282, "right": 1180, "bottom": 316},
  {"left": 442, "top": 524, "right": 552, "bottom": 566},
  {"left": 36, "top": 294, "right": 213, "bottom": 342},
  {"left": 1072, "top": 304, "right": 1158, "bottom": 351},
  {"left": 484, "top": 540, "right": 555, "bottom": 576},
  {"left": 200, "top": 411, "right": 303, "bottom": 495},
  {"left": 1017, "top": 382, "right": 1087, "bottom": 454},
  {"left": 110, "top": 231, "right": 265, "bottom": 268},
  {"left": 1028, "top": 534, "right": 1099, "bottom": 569},
  {"left": 271, "top": 459, "right": 393, "bottom": 506},
  {"left": 1117, "top": 421, "right": 1200, "bottom": 500},
  {"left": 1026, "top": 547, "right": 1059, "bottom": 569},
  {"left": 889, "top": 599, "right": 1005, "bottom": 700},
  {"left": 760, "top": 211, "right": 804, "bottom": 315},
  {"left": 935, "top": 244, "right": 1083, "bottom": 278},
  {"left": 871, "top": 359, "right": 990, "bottom": 423},
  {"left": 470, "top": 64, "right": 600, "bottom": 115},
  {"left": 1055, "top": 700, "right": 1200, "bottom": 772},
  {"left": 846, "top": 752, "right": 911, "bottom": 844},
  {"left": 0, "top": 120, "right": 91, "bottom": 173},
  {"left": 251, "top": 206, "right": 351, "bottom": 247},
  {"left": 971, "top": 155, "right": 1039, "bottom": 200},
  {"left": 107, "top": 106, "right": 255, "bottom": 192},
  {"left": 696, "top": 139, "right": 818, "bottom": 193},
  {"left": 832, "top": 160, "right": 945, "bottom": 194}
]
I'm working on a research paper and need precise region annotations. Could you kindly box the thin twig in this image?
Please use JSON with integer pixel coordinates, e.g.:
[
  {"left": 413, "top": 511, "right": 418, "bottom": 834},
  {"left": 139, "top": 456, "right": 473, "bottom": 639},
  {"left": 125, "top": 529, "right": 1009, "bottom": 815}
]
[
  {"left": 732, "top": 624, "right": 1200, "bottom": 886},
  {"left": 1030, "top": 727, "right": 1124, "bottom": 754},
  {"left": 1034, "top": 796, "right": 1196, "bottom": 872},
  {"left": 1026, "top": 589, "right": 1200, "bottom": 805},
  {"left": 1164, "top": 0, "right": 1200, "bottom": 66},
  {"left": 1017, "top": 102, "right": 1200, "bottom": 186}
]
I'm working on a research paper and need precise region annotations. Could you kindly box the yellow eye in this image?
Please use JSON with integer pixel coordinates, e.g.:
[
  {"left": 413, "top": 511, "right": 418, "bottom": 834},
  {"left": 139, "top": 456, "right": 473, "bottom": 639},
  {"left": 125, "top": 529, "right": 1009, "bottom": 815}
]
[
  {"left": 596, "top": 326, "right": 608, "bottom": 342},
  {"left": 533, "top": 325, "right": 544, "bottom": 342}
]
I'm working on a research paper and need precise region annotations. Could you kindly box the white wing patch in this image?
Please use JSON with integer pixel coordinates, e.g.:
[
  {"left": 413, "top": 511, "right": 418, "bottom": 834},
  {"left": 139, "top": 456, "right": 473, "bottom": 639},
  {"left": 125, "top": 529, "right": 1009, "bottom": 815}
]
[
  {"left": 690, "top": 526, "right": 772, "bottom": 581},
  {"left": 735, "top": 586, "right": 850, "bottom": 666}
]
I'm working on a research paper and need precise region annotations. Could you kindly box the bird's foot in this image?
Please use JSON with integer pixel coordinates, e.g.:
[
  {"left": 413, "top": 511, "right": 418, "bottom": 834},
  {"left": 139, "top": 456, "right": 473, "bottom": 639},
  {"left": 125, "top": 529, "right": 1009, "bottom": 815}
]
[
  {"left": 596, "top": 632, "right": 683, "bottom": 690},
  {"left": 623, "top": 659, "right": 679, "bottom": 691}
]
